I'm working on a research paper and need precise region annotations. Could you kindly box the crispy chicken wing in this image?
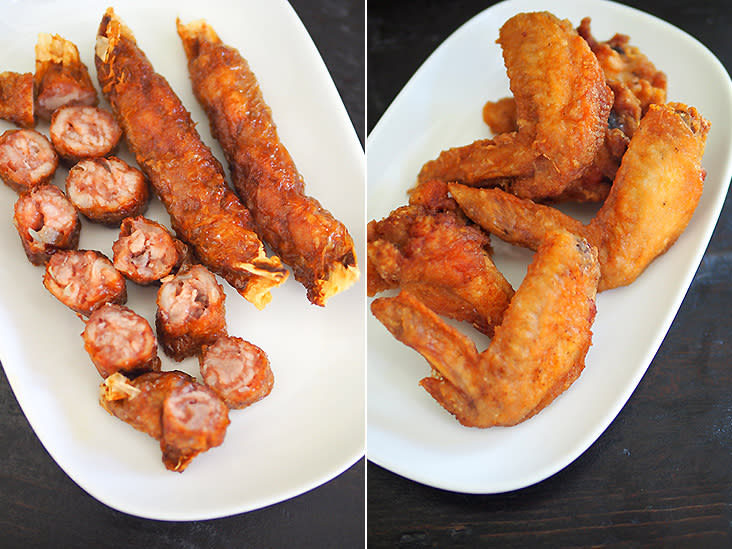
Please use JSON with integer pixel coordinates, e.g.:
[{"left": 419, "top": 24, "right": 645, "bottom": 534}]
[
  {"left": 372, "top": 230, "right": 599, "bottom": 427},
  {"left": 451, "top": 103, "right": 710, "bottom": 291},
  {"left": 418, "top": 12, "right": 612, "bottom": 200}
]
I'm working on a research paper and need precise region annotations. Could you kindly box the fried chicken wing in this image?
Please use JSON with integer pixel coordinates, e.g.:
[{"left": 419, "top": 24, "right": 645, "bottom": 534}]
[
  {"left": 176, "top": 19, "right": 358, "bottom": 306},
  {"left": 418, "top": 12, "right": 612, "bottom": 200},
  {"left": 451, "top": 103, "right": 710, "bottom": 291},
  {"left": 368, "top": 205, "right": 513, "bottom": 337},
  {"left": 372, "top": 230, "right": 599, "bottom": 427},
  {"left": 95, "top": 8, "right": 287, "bottom": 309}
]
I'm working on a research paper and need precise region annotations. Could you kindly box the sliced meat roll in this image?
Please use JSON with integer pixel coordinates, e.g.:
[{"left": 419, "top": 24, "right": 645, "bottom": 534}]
[
  {"left": 0, "top": 71, "right": 35, "bottom": 128},
  {"left": 49, "top": 105, "right": 122, "bottom": 164},
  {"left": 82, "top": 303, "right": 161, "bottom": 378},
  {"left": 43, "top": 249, "right": 127, "bottom": 316},
  {"left": 156, "top": 264, "right": 227, "bottom": 361},
  {"left": 112, "top": 216, "right": 191, "bottom": 284},
  {"left": 0, "top": 129, "right": 58, "bottom": 193},
  {"left": 199, "top": 336, "right": 273, "bottom": 409},
  {"left": 13, "top": 184, "right": 80, "bottom": 265},
  {"left": 66, "top": 156, "right": 149, "bottom": 224}
]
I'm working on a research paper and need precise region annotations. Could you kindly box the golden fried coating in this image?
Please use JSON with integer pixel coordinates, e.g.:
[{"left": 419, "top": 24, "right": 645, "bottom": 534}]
[
  {"left": 0, "top": 72, "right": 34, "bottom": 127},
  {"left": 177, "top": 19, "right": 358, "bottom": 306},
  {"left": 418, "top": 12, "right": 612, "bottom": 200},
  {"left": 451, "top": 103, "right": 710, "bottom": 291},
  {"left": 368, "top": 205, "right": 513, "bottom": 336},
  {"left": 481, "top": 96, "right": 517, "bottom": 135},
  {"left": 372, "top": 230, "right": 600, "bottom": 427}
]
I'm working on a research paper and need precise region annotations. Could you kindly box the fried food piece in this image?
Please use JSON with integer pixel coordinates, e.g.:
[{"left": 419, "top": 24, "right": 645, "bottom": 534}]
[
  {"left": 100, "top": 371, "right": 230, "bottom": 472},
  {"left": 176, "top": 19, "right": 359, "bottom": 306},
  {"left": 481, "top": 96, "right": 516, "bottom": 135},
  {"left": 577, "top": 17, "right": 667, "bottom": 115},
  {"left": 34, "top": 33, "right": 98, "bottom": 120},
  {"left": 372, "top": 230, "right": 600, "bottom": 427},
  {"left": 199, "top": 336, "right": 274, "bottom": 409},
  {"left": 418, "top": 12, "right": 612, "bottom": 200},
  {"left": 82, "top": 303, "right": 161, "bottom": 378},
  {"left": 49, "top": 105, "right": 122, "bottom": 164},
  {"left": 368, "top": 205, "right": 513, "bottom": 337},
  {"left": 43, "top": 249, "right": 127, "bottom": 316},
  {"left": 0, "top": 129, "right": 58, "bottom": 193},
  {"left": 451, "top": 103, "right": 710, "bottom": 291},
  {"left": 95, "top": 8, "right": 287, "bottom": 309},
  {"left": 66, "top": 156, "right": 149, "bottom": 225},
  {"left": 0, "top": 72, "right": 34, "bottom": 128},
  {"left": 113, "top": 216, "right": 191, "bottom": 285},
  {"left": 13, "top": 184, "right": 80, "bottom": 265},
  {"left": 156, "top": 264, "right": 227, "bottom": 361}
]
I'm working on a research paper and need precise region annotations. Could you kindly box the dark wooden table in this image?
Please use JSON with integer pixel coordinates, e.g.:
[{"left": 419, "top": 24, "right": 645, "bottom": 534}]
[
  {"left": 0, "top": 1, "right": 364, "bottom": 547},
  {"left": 367, "top": 1, "right": 732, "bottom": 546}
]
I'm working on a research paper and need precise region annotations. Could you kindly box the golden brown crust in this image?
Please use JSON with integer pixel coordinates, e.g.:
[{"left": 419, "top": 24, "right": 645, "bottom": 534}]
[
  {"left": 177, "top": 18, "right": 358, "bottom": 306},
  {"left": 95, "top": 8, "right": 287, "bottom": 309},
  {"left": 0, "top": 71, "right": 35, "bottom": 128}
]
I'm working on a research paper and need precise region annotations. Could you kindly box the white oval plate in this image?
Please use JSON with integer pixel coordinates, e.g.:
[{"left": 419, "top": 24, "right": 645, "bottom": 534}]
[
  {"left": 367, "top": 0, "right": 732, "bottom": 493},
  {"left": 0, "top": 0, "right": 364, "bottom": 520}
]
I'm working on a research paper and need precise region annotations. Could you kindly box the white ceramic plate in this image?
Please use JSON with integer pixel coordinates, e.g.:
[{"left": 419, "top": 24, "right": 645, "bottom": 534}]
[
  {"left": 0, "top": 0, "right": 364, "bottom": 520},
  {"left": 367, "top": 0, "right": 732, "bottom": 493}
]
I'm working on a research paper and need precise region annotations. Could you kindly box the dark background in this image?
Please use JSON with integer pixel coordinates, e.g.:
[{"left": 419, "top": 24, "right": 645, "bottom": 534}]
[
  {"left": 367, "top": 1, "right": 732, "bottom": 546},
  {"left": 0, "top": 1, "right": 365, "bottom": 547}
]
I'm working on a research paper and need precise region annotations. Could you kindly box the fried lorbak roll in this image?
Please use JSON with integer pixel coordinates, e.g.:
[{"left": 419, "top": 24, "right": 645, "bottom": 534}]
[
  {"left": 50, "top": 105, "right": 122, "bottom": 164},
  {"left": 82, "top": 303, "right": 161, "bottom": 378},
  {"left": 95, "top": 8, "right": 287, "bottom": 309},
  {"left": 176, "top": 19, "right": 359, "bottom": 306},
  {"left": 100, "top": 371, "right": 230, "bottom": 472},
  {"left": 0, "top": 71, "right": 34, "bottom": 128},
  {"left": 371, "top": 230, "right": 600, "bottom": 427},
  {"left": 199, "top": 335, "right": 274, "bottom": 409},
  {"left": 34, "top": 33, "right": 98, "bottom": 121},
  {"left": 156, "top": 264, "right": 227, "bottom": 361},
  {"left": 0, "top": 129, "right": 58, "bottom": 193},
  {"left": 43, "top": 249, "right": 127, "bottom": 316},
  {"left": 113, "top": 216, "right": 191, "bottom": 285},
  {"left": 13, "top": 184, "right": 80, "bottom": 265},
  {"left": 65, "top": 156, "right": 149, "bottom": 225}
]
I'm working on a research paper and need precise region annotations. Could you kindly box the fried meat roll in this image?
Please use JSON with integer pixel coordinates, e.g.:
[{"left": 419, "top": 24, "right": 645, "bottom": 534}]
[
  {"left": 156, "top": 264, "right": 227, "bottom": 361},
  {"left": 34, "top": 33, "right": 98, "bottom": 121},
  {"left": 13, "top": 184, "right": 80, "bottom": 265},
  {"left": 82, "top": 303, "right": 161, "bottom": 378},
  {"left": 177, "top": 19, "right": 359, "bottom": 306},
  {"left": 113, "top": 216, "right": 191, "bottom": 285},
  {"left": 65, "top": 156, "right": 149, "bottom": 224},
  {"left": 100, "top": 371, "right": 230, "bottom": 472},
  {"left": 43, "top": 249, "right": 127, "bottom": 316},
  {"left": 0, "top": 129, "right": 58, "bottom": 193},
  {"left": 0, "top": 71, "right": 35, "bottom": 128},
  {"left": 49, "top": 105, "right": 122, "bottom": 164},
  {"left": 199, "top": 336, "right": 273, "bottom": 409},
  {"left": 95, "top": 9, "right": 287, "bottom": 309}
]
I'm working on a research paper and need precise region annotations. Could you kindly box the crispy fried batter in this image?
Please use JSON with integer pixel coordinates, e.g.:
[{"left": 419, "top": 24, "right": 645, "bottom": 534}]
[
  {"left": 418, "top": 12, "right": 612, "bottom": 200},
  {"left": 372, "top": 230, "right": 599, "bottom": 427},
  {"left": 368, "top": 205, "right": 512, "bottom": 336},
  {"left": 176, "top": 19, "right": 359, "bottom": 306},
  {"left": 451, "top": 103, "right": 710, "bottom": 291}
]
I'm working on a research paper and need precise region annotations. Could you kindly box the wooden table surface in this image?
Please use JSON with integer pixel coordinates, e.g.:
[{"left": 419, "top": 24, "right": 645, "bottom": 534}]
[
  {"left": 367, "top": 1, "right": 732, "bottom": 546},
  {"left": 0, "top": 1, "right": 365, "bottom": 547}
]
